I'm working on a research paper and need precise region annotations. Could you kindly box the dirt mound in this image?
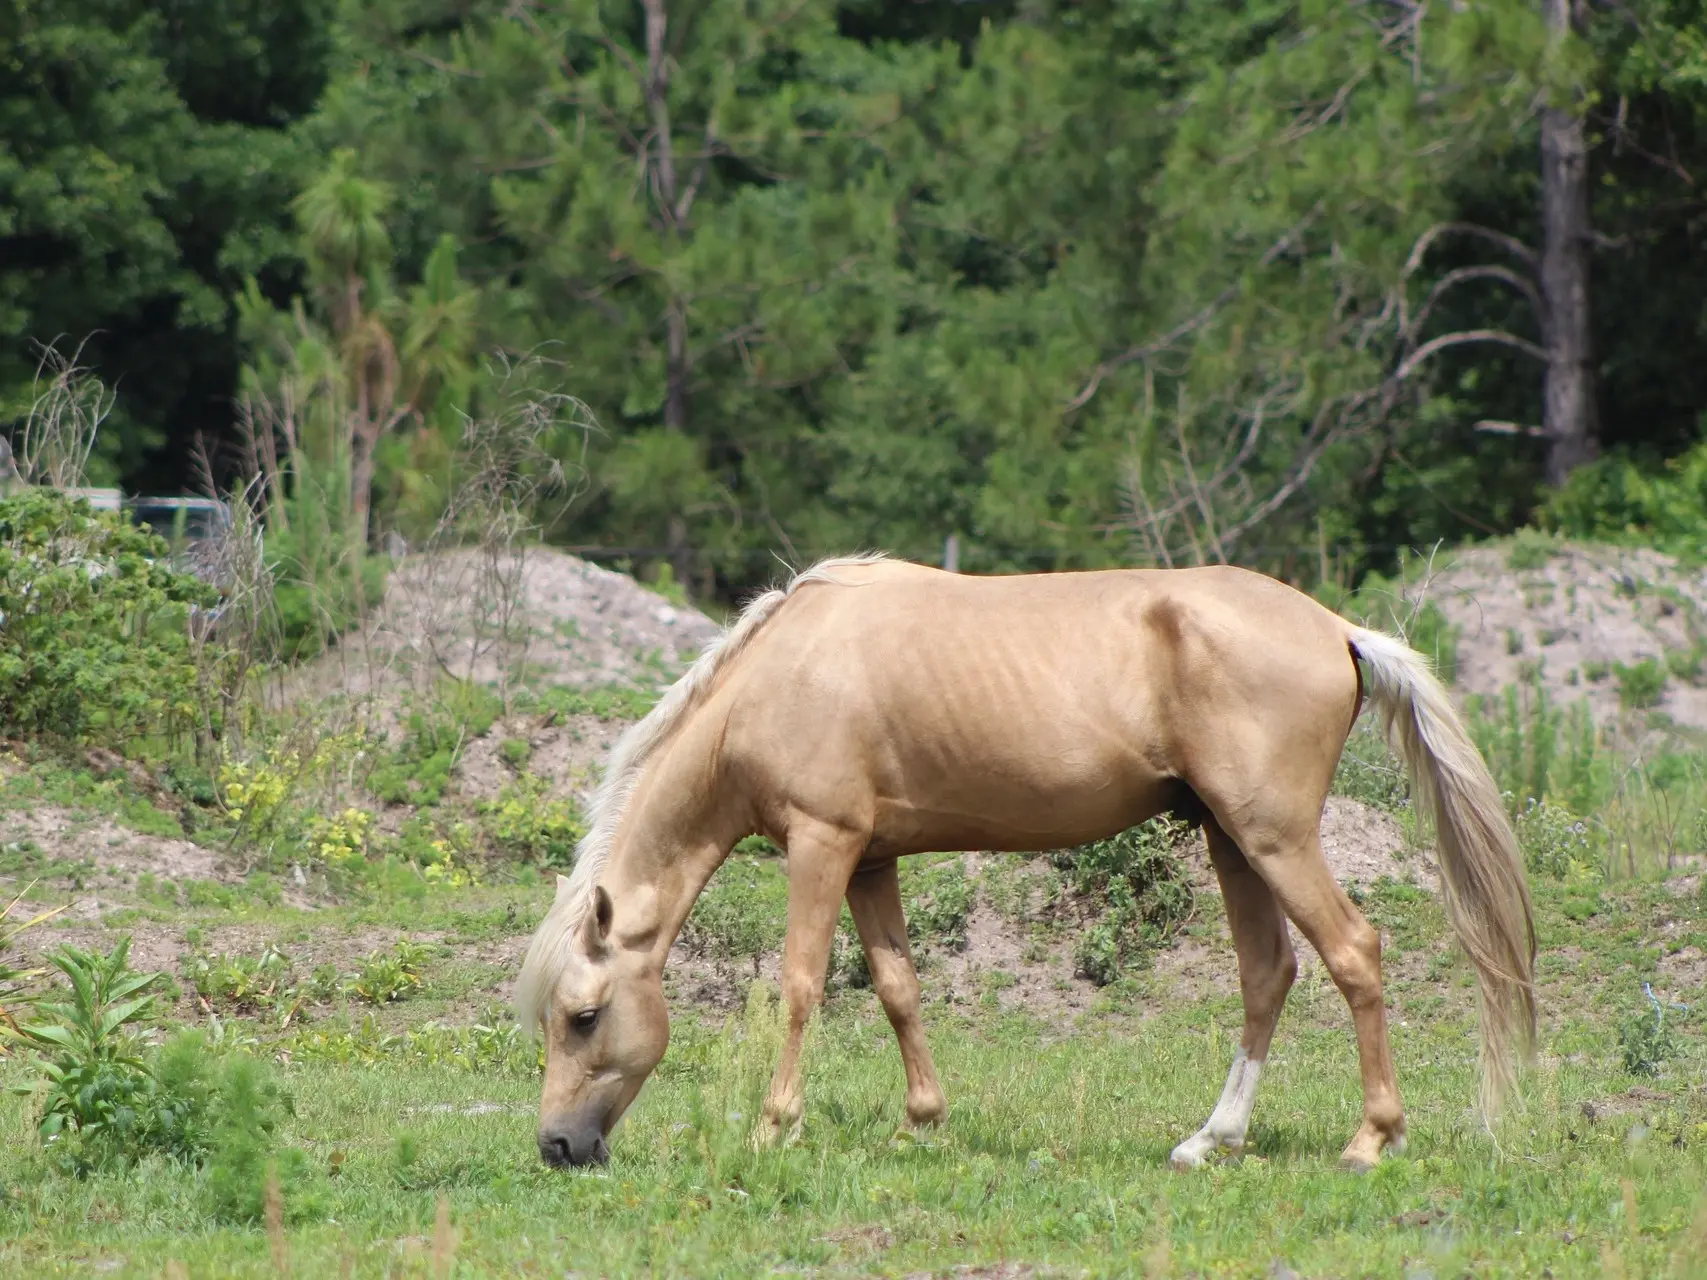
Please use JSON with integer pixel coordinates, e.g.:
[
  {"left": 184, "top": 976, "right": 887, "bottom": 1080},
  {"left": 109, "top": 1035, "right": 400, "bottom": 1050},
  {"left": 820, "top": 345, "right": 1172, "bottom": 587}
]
[
  {"left": 298, "top": 546, "right": 724, "bottom": 699},
  {"left": 1406, "top": 541, "right": 1707, "bottom": 730}
]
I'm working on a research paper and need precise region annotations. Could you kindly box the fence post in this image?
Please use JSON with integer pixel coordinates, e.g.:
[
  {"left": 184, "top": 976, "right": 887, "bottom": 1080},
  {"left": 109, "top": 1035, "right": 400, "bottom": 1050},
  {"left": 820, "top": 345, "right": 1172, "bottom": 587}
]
[{"left": 942, "top": 533, "right": 960, "bottom": 573}]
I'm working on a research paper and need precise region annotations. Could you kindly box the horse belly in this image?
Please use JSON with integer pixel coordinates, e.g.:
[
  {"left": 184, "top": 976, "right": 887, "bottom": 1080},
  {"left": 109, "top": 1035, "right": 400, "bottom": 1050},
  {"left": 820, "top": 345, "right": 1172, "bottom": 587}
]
[{"left": 864, "top": 685, "right": 1177, "bottom": 857}]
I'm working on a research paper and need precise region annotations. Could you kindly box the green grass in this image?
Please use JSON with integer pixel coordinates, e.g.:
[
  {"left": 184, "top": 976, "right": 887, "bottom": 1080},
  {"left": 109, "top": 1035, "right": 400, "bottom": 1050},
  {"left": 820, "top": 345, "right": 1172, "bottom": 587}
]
[{"left": 0, "top": 870, "right": 1702, "bottom": 1277}]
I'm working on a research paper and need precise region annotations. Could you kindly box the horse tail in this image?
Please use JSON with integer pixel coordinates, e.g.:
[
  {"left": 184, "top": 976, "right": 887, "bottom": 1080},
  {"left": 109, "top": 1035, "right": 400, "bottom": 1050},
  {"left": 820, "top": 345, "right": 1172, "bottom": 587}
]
[{"left": 1346, "top": 626, "right": 1537, "bottom": 1122}]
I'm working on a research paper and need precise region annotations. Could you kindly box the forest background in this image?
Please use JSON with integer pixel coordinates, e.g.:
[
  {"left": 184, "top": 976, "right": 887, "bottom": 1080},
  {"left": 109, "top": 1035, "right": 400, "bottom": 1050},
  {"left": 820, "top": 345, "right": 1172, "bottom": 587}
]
[{"left": 6, "top": 0, "right": 1707, "bottom": 607}]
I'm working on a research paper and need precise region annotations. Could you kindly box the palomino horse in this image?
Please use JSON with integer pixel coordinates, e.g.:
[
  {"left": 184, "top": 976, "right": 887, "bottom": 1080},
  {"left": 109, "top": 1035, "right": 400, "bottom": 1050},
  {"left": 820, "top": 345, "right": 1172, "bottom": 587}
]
[{"left": 516, "top": 554, "right": 1535, "bottom": 1171}]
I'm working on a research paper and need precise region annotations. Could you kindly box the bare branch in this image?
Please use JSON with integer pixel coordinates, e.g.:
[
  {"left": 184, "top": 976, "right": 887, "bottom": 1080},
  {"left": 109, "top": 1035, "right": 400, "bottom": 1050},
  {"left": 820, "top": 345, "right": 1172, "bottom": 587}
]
[
  {"left": 1392, "top": 328, "right": 1548, "bottom": 383},
  {"left": 1405, "top": 221, "right": 1537, "bottom": 275}
]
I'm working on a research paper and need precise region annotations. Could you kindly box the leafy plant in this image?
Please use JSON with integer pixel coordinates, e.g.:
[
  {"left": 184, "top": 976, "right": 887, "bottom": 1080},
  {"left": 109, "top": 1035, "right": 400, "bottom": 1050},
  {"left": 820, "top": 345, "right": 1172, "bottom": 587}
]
[
  {"left": 1615, "top": 658, "right": 1667, "bottom": 710},
  {"left": 0, "top": 491, "right": 217, "bottom": 746},
  {"left": 1053, "top": 818, "right": 1197, "bottom": 986},
  {"left": 0, "top": 884, "right": 67, "bottom": 1050},
  {"left": 901, "top": 859, "right": 974, "bottom": 952},
  {"left": 8, "top": 939, "right": 162, "bottom": 1142},
  {"left": 682, "top": 856, "right": 789, "bottom": 971},
  {"left": 349, "top": 939, "right": 431, "bottom": 1004},
  {"left": 1619, "top": 984, "right": 1679, "bottom": 1078},
  {"left": 182, "top": 946, "right": 303, "bottom": 1021},
  {"left": 1513, "top": 798, "right": 1596, "bottom": 880},
  {"left": 477, "top": 773, "right": 584, "bottom": 866}
]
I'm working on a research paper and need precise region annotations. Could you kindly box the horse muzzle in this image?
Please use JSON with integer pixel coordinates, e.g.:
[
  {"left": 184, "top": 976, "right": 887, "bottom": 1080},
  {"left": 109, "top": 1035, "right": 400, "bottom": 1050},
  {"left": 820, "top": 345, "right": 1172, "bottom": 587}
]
[{"left": 537, "top": 1119, "right": 610, "bottom": 1169}]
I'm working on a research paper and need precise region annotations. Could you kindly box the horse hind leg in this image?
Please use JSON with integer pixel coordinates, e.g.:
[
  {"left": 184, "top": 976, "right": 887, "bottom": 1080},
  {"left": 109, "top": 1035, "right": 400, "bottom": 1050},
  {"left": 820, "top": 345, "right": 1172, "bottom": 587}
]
[
  {"left": 1171, "top": 817, "right": 1297, "bottom": 1170},
  {"left": 1239, "top": 820, "right": 1406, "bottom": 1171},
  {"left": 846, "top": 860, "right": 947, "bottom": 1129}
]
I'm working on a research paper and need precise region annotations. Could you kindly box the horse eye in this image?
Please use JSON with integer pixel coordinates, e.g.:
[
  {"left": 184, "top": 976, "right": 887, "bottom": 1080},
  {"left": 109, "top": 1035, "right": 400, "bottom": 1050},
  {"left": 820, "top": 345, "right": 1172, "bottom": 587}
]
[{"left": 570, "top": 1008, "right": 600, "bottom": 1033}]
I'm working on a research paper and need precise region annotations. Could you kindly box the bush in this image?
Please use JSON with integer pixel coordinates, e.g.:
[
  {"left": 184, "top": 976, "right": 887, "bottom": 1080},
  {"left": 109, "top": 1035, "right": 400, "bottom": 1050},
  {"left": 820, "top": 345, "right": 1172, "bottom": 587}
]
[
  {"left": 5, "top": 941, "right": 303, "bottom": 1201},
  {"left": 682, "top": 856, "right": 788, "bottom": 970},
  {"left": 477, "top": 773, "right": 584, "bottom": 866},
  {"left": 1619, "top": 985, "right": 1679, "bottom": 1078},
  {"left": 8, "top": 939, "right": 163, "bottom": 1146},
  {"left": 1514, "top": 797, "right": 1596, "bottom": 880},
  {"left": 1053, "top": 818, "right": 1197, "bottom": 986},
  {"left": 0, "top": 491, "right": 218, "bottom": 746}
]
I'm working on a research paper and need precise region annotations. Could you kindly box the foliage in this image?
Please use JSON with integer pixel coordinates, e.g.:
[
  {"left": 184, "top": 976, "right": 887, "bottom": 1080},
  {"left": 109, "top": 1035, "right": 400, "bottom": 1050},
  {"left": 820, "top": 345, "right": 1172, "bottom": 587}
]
[
  {"left": 182, "top": 946, "right": 302, "bottom": 1021},
  {"left": 0, "top": 0, "right": 330, "bottom": 478},
  {"left": 286, "top": 1015, "right": 540, "bottom": 1077},
  {"left": 682, "top": 855, "right": 790, "bottom": 970},
  {"left": 1620, "top": 985, "right": 1681, "bottom": 1078},
  {"left": 1514, "top": 797, "right": 1597, "bottom": 881},
  {"left": 0, "top": 492, "right": 217, "bottom": 745},
  {"left": 900, "top": 859, "right": 975, "bottom": 953},
  {"left": 1053, "top": 818, "right": 1197, "bottom": 986},
  {"left": 0, "top": 884, "right": 66, "bottom": 1050},
  {"left": 1615, "top": 658, "right": 1668, "bottom": 710},
  {"left": 476, "top": 774, "right": 583, "bottom": 868},
  {"left": 7, "top": 939, "right": 162, "bottom": 1145},
  {"left": 348, "top": 940, "right": 430, "bottom": 1005}
]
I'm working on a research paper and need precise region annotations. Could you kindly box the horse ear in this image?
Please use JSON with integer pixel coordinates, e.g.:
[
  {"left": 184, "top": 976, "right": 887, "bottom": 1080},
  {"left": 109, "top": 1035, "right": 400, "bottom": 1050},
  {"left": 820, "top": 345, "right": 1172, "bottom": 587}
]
[
  {"left": 593, "top": 885, "right": 614, "bottom": 942},
  {"left": 554, "top": 874, "right": 573, "bottom": 903},
  {"left": 581, "top": 884, "right": 614, "bottom": 951}
]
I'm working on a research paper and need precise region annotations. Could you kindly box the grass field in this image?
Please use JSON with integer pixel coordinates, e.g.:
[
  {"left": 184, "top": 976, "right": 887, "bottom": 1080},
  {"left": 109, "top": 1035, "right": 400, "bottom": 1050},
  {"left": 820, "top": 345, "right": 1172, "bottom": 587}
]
[{"left": 1, "top": 828, "right": 1704, "bottom": 1278}]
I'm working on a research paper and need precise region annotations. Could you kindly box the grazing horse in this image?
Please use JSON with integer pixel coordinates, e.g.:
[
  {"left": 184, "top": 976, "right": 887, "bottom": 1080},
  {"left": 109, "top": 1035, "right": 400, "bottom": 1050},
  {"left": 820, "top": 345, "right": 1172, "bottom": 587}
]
[{"left": 516, "top": 554, "right": 1535, "bottom": 1172}]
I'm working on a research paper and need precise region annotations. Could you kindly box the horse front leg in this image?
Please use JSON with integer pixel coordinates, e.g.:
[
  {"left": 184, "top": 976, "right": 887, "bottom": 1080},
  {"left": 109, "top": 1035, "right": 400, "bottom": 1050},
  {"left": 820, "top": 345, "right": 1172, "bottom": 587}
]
[
  {"left": 846, "top": 859, "right": 947, "bottom": 1129},
  {"left": 755, "top": 818, "right": 863, "bottom": 1147}
]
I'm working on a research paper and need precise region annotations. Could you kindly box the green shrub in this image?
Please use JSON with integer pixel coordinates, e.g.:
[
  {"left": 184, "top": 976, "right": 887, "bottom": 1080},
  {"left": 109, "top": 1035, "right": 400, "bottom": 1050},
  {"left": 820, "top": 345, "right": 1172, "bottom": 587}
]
[
  {"left": 900, "top": 859, "right": 974, "bottom": 952},
  {"left": 1619, "top": 985, "right": 1679, "bottom": 1078},
  {"left": 0, "top": 491, "right": 217, "bottom": 746},
  {"left": 182, "top": 946, "right": 302, "bottom": 1018},
  {"left": 1514, "top": 798, "right": 1596, "bottom": 880},
  {"left": 1506, "top": 527, "right": 1562, "bottom": 571},
  {"left": 8, "top": 939, "right": 162, "bottom": 1144},
  {"left": 1052, "top": 818, "right": 1196, "bottom": 986},
  {"left": 1615, "top": 658, "right": 1667, "bottom": 710},
  {"left": 348, "top": 939, "right": 431, "bottom": 1004},
  {"left": 682, "top": 856, "right": 788, "bottom": 969},
  {"left": 477, "top": 773, "right": 584, "bottom": 866}
]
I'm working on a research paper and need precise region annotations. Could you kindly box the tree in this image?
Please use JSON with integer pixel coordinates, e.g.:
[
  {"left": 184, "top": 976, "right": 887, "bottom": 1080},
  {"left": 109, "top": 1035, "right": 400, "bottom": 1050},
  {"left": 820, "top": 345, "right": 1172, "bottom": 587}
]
[
  {"left": 238, "top": 150, "right": 476, "bottom": 547},
  {"left": 0, "top": 0, "right": 332, "bottom": 489},
  {"left": 1541, "top": 0, "right": 1600, "bottom": 483}
]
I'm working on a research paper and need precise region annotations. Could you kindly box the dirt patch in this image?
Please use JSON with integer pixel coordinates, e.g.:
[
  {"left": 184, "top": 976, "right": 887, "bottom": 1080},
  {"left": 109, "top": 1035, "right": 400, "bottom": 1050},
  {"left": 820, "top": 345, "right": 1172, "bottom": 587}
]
[
  {"left": 0, "top": 808, "right": 221, "bottom": 885},
  {"left": 1409, "top": 541, "right": 1707, "bottom": 729},
  {"left": 292, "top": 546, "right": 723, "bottom": 704},
  {"left": 450, "top": 713, "right": 625, "bottom": 805}
]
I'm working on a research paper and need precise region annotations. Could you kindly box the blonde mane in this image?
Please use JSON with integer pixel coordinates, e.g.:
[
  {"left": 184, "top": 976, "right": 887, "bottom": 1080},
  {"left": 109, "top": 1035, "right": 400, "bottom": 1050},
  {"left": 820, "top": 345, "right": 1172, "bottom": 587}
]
[{"left": 514, "top": 552, "right": 890, "bottom": 1028}]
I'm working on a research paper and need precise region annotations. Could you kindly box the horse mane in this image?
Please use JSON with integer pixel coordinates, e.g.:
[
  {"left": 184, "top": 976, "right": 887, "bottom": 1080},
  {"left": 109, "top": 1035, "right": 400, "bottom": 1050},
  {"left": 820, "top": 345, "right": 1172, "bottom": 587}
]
[{"left": 514, "top": 551, "right": 891, "bottom": 1029}]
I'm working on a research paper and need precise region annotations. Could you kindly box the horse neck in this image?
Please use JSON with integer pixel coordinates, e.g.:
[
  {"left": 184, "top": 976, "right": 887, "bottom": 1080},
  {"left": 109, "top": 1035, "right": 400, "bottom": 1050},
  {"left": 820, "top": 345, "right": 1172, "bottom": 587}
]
[{"left": 600, "top": 717, "right": 748, "bottom": 970}]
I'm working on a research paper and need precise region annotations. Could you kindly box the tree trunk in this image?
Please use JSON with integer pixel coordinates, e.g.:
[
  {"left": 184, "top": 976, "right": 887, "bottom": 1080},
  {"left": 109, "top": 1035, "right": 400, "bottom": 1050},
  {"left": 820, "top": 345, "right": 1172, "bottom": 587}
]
[
  {"left": 644, "top": 0, "right": 695, "bottom": 593},
  {"left": 1539, "top": 0, "right": 1599, "bottom": 486}
]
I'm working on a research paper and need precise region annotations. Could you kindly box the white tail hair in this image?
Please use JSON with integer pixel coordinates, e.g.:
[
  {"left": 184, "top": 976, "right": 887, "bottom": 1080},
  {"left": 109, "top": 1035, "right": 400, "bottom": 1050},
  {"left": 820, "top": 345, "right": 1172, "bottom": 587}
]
[
  {"left": 1349, "top": 626, "right": 1538, "bottom": 1120},
  {"left": 513, "top": 552, "right": 890, "bottom": 1031}
]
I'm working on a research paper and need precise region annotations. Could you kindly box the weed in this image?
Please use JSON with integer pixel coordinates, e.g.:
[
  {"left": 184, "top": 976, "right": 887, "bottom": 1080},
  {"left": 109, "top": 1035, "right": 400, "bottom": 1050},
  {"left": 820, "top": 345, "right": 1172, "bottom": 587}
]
[
  {"left": 901, "top": 858, "right": 974, "bottom": 952},
  {"left": 287, "top": 1015, "right": 541, "bottom": 1076},
  {"left": 8, "top": 939, "right": 162, "bottom": 1143},
  {"left": 182, "top": 946, "right": 303, "bottom": 1021},
  {"left": 1514, "top": 797, "right": 1596, "bottom": 880},
  {"left": 682, "top": 856, "right": 788, "bottom": 971},
  {"left": 1053, "top": 818, "right": 1196, "bottom": 986},
  {"left": 477, "top": 773, "right": 583, "bottom": 867},
  {"left": 1615, "top": 658, "right": 1667, "bottom": 710},
  {"left": 1505, "top": 627, "right": 1524, "bottom": 656},
  {"left": 349, "top": 939, "right": 431, "bottom": 1004},
  {"left": 499, "top": 737, "right": 531, "bottom": 769},
  {"left": 1619, "top": 984, "right": 1680, "bottom": 1077},
  {"left": 1506, "top": 527, "right": 1561, "bottom": 571}
]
